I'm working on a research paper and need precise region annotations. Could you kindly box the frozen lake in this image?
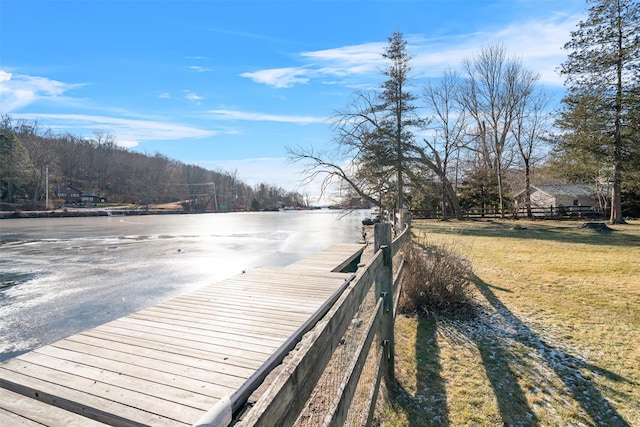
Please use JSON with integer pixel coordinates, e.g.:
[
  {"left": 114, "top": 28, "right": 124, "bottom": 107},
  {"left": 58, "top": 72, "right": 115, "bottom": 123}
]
[{"left": 0, "top": 209, "right": 368, "bottom": 362}]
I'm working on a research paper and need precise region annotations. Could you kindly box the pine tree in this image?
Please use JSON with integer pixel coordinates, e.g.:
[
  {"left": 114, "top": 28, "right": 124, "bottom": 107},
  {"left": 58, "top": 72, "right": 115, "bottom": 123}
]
[
  {"left": 559, "top": 0, "right": 640, "bottom": 223},
  {"left": 0, "top": 130, "right": 34, "bottom": 204},
  {"left": 377, "top": 31, "right": 421, "bottom": 211},
  {"left": 290, "top": 32, "right": 423, "bottom": 213}
]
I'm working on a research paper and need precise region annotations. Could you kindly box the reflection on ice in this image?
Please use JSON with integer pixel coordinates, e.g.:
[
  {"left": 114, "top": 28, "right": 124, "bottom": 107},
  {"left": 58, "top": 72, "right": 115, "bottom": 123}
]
[{"left": 0, "top": 210, "right": 368, "bottom": 361}]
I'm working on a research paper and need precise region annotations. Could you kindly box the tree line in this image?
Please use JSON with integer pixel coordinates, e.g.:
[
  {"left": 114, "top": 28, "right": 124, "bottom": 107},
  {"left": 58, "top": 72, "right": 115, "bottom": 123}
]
[
  {"left": 0, "top": 116, "right": 306, "bottom": 212},
  {"left": 291, "top": 0, "right": 640, "bottom": 223},
  {"left": 3, "top": 0, "right": 638, "bottom": 221}
]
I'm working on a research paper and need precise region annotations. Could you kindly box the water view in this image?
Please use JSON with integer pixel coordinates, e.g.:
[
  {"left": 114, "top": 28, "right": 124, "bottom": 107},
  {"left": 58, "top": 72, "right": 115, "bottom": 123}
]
[{"left": 0, "top": 209, "right": 368, "bottom": 362}]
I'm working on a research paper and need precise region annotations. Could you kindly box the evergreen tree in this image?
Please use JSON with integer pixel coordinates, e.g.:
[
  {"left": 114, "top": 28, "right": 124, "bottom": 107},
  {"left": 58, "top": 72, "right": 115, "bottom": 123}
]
[
  {"left": 0, "top": 130, "right": 34, "bottom": 204},
  {"left": 378, "top": 31, "right": 422, "bottom": 210},
  {"left": 290, "top": 32, "right": 423, "bottom": 214},
  {"left": 559, "top": 0, "right": 640, "bottom": 223}
]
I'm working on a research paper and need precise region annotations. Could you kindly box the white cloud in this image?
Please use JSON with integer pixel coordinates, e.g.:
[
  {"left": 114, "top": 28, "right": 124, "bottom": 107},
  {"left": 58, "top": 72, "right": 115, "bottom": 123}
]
[
  {"left": 208, "top": 109, "right": 327, "bottom": 124},
  {"left": 189, "top": 65, "right": 211, "bottom": 72},
  {"left": 241, "top": 13, "right": 581, "bottom": 90},
  {"left": 240, "top": 43, "right": 385, "bottom": 89},
  {"left": 240, "top": 67, "right": 310, "bottom": 88},
  {"left": 15, "top": 113, "right": 217, "bottom": 149},
  {"left": 184, "top": 90, "right": 204, "bottom": 102},
  {"left": 0, "top": 70, "right": 85, "bottom": 113},
  {"left": 400, "top": 16, "right": 580, "bottom": 86},
  {"left": 301, "top": 42, "right": 385, "bottom": 73},
  {"left": 490, "top": 17, "right": 579, "bottom": 85},
  {"left": 158, "top": 92, "right": 171, "bottom": 99}
]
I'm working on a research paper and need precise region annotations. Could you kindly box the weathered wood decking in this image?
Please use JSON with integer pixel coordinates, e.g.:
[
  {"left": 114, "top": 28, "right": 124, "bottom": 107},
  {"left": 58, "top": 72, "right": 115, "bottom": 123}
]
[{"left": 0, "top": 243, "right": 365, "bottom": 426}]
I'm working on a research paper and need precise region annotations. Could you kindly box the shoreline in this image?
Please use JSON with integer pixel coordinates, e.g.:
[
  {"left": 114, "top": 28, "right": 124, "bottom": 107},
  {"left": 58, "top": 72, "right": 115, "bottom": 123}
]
[
  {"left": 0, "top": 209, "right": 185, "bottom": 220},
  {"left": 0, "top": 206, "right": 333, "bottom": 220}
]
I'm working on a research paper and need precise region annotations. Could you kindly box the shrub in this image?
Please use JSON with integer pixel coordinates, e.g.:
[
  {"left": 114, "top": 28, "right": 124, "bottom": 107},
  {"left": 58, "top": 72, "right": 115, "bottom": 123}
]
[{"left": 400, "top": 239, "right": 475, "bottom": 316}]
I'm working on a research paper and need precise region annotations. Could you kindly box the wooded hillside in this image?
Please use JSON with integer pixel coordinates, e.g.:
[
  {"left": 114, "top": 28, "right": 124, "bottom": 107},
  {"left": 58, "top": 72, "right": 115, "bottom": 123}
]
[{"left": 0, "top": 116, "right": 306, "bottom": 212}]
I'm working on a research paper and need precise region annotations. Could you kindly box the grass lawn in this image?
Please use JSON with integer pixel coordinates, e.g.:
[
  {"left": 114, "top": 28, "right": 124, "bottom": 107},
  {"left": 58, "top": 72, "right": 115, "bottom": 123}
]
[{"left": 379, "top": 219, "right": 640, "bottom": 426}]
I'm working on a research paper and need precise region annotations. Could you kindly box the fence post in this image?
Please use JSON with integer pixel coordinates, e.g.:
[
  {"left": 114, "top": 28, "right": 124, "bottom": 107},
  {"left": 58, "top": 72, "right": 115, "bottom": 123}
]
[{"left": 374, "top": 222, "right": 394, "bottom": 382}]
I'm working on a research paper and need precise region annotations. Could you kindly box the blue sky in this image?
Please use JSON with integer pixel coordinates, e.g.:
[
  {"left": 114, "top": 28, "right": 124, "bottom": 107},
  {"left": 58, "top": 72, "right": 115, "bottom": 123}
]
[{"left": 1, "top": 0, "right": 586, "bottom": 203}]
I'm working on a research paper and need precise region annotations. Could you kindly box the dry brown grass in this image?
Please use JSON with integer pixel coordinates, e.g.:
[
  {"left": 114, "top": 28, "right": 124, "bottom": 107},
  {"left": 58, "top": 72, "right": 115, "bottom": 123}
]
[{"left": 379, "top": 219, "right": 640, "bottom": 426}]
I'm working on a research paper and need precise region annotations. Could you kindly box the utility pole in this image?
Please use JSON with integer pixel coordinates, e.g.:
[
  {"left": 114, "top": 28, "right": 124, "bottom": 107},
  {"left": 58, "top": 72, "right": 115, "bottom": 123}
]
[
  {"left": 45, "top": 165, "right": 49, "bottom": 210},
  {"left": 213, "top": 182, "right": 219, "bottom": 211}
]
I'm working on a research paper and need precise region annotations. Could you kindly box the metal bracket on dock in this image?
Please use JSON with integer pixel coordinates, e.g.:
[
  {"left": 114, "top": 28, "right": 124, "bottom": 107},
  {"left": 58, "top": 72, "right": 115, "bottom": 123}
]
[
  {"left": 380, "top": 291, "right": 389, "bottom": 312},
  {"left": 383, "top": 339, "right": 391, "bottom": 360},
  {"left": 192, "top": 394, "right": 232, "bottom": 427}
]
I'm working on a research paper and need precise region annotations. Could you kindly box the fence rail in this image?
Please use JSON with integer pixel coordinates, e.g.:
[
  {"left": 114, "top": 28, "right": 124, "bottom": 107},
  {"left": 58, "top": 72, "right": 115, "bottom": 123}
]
[
  {"left": 233, "top": 222, "right": 411, "bottom": 427},
  {"left": 411, "top": 205, "right": 608, "bottom": 220}
]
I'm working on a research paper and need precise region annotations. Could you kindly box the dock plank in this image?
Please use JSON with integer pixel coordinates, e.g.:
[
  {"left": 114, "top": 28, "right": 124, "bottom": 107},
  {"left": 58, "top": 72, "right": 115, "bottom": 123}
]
[
  {"left": 32, "top": 345, "right": 242, "bottom": 397},
  {"left": 0, "top": 387, "right": 109, "bottom": 426},
  {"left": 0, "top": 366, "right": 193, "bottom": 426},
  {"left": 8, "top": 352, "right": 215, "bottom": 410},
  {"left": 79, "top": 329, "right": 264, "bottom": 370},
  {"left": 157, "top": 298, "right": 311, "bottom": 322},
  {"left": 111, "top": 317, "right": 282, "bottom": 353},
  {"left": 61, "top": 333, "right": 257, "bottom": 377},
  {"left": 93, "top": 322, "right": 274, "bottom": 361},
  {"left": 286, "top": 243, "right": 364, "bottom": 272},
  {"left": 0, "top": 243, "right": 366, "bottom": 426}
]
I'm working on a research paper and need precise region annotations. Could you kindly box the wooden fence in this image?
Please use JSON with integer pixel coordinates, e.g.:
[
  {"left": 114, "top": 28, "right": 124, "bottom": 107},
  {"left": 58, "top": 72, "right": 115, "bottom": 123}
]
[
  {"left": 224, "top": 222, "right": 411, "bottom": 426},
  {"left": 412, "top": 205, "right": 607, "bottom": 220}
]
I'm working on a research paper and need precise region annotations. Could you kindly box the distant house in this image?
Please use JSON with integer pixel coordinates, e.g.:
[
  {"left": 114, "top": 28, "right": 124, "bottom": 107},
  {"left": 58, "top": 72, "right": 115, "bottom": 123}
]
[
  {"left": 514, "top": 184, "right": 601, "bottom": 217},
  {"left": 55, "top": 185, "right": 83, "bottom": 204},
  {"left": 82, "top": 191, "right": 99, "bottom": 203}
]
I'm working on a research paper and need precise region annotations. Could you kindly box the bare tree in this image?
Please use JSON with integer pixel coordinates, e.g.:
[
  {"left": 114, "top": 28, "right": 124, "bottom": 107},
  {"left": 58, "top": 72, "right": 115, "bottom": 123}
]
[
  {"left": 289, "top": 145, "right": 385, "bottom": 208},
  {"left": 91, "top": 130, "right": 117, "bottom": 190},
  {"left": 418, "top": 69, "right": 468, "bottom": 219},
  {"left": 458, "top": 44, "right": 539, "bottom": 218},
  {"left": 512, "top": 90, "right": 551, "bottom": 218}
]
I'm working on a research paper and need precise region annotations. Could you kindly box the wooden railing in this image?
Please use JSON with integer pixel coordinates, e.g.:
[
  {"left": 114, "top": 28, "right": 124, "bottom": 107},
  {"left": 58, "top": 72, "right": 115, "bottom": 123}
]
[
  {"left": 411, "top": 205, "right": 607, "bottom": 220},
  {"left": 233, "top": 222, "right": 411, "bottom": 426}
]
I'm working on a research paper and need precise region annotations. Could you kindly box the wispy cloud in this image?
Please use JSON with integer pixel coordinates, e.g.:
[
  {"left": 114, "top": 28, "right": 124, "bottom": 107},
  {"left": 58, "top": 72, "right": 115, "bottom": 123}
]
[
  {"left": 184, "top": 90, "right": 204, "bottom": 103},
  {"left": 189, "top": 65, "right": 211, "bottom": 73},
  {"left": 241, "top": 13, "right": 580, "bottom": 89},
  {"left": 240, "top": 43, "right": 385, "bottom": 89},
  {"left": 209, "top": 109, "right": 327, "bottom": 124},
  {"left": 240, "top": 67, "right": 311, "bottom": 88},
  {"left": 15, "top": 113, "right": 217, "bottom": 148},
  {"left": 0, "top": 70, "right": 85, "bottom": 113},
  {"left": 488, "top": 16, "right": 579, "bottom": 85},
  {"left": 407, "top": 14, "right": 579, "bottom": 85},
  {"left": 301, "top": 42, "right": 386, "bottom": 73}
]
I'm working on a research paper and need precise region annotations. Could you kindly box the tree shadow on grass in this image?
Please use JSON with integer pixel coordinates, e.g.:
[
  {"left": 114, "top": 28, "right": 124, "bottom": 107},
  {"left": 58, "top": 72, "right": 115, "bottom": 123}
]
[
  {"left": 387, "top": 314, "right": 449, "bottom": 426},
  {"left": 472, "top": 275, "right": 632, "bottom": 426},
  {"left": 389, "top": 309, "right": 537, "bottom": 426},
  {"left": 416, "top": 220, "right": 640, "bottom": 248},
  {"left": 429, "top": 307, "right": 539, "bottom": 426},
  {"left": 473, "top": 328, "right": 539, "bottom": 425}
]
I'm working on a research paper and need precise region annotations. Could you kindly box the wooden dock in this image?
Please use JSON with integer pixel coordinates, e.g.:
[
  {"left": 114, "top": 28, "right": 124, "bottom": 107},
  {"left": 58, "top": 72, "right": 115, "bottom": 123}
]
[{"left": 0, "top": 243, "right": 366, "bottom": 426}]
